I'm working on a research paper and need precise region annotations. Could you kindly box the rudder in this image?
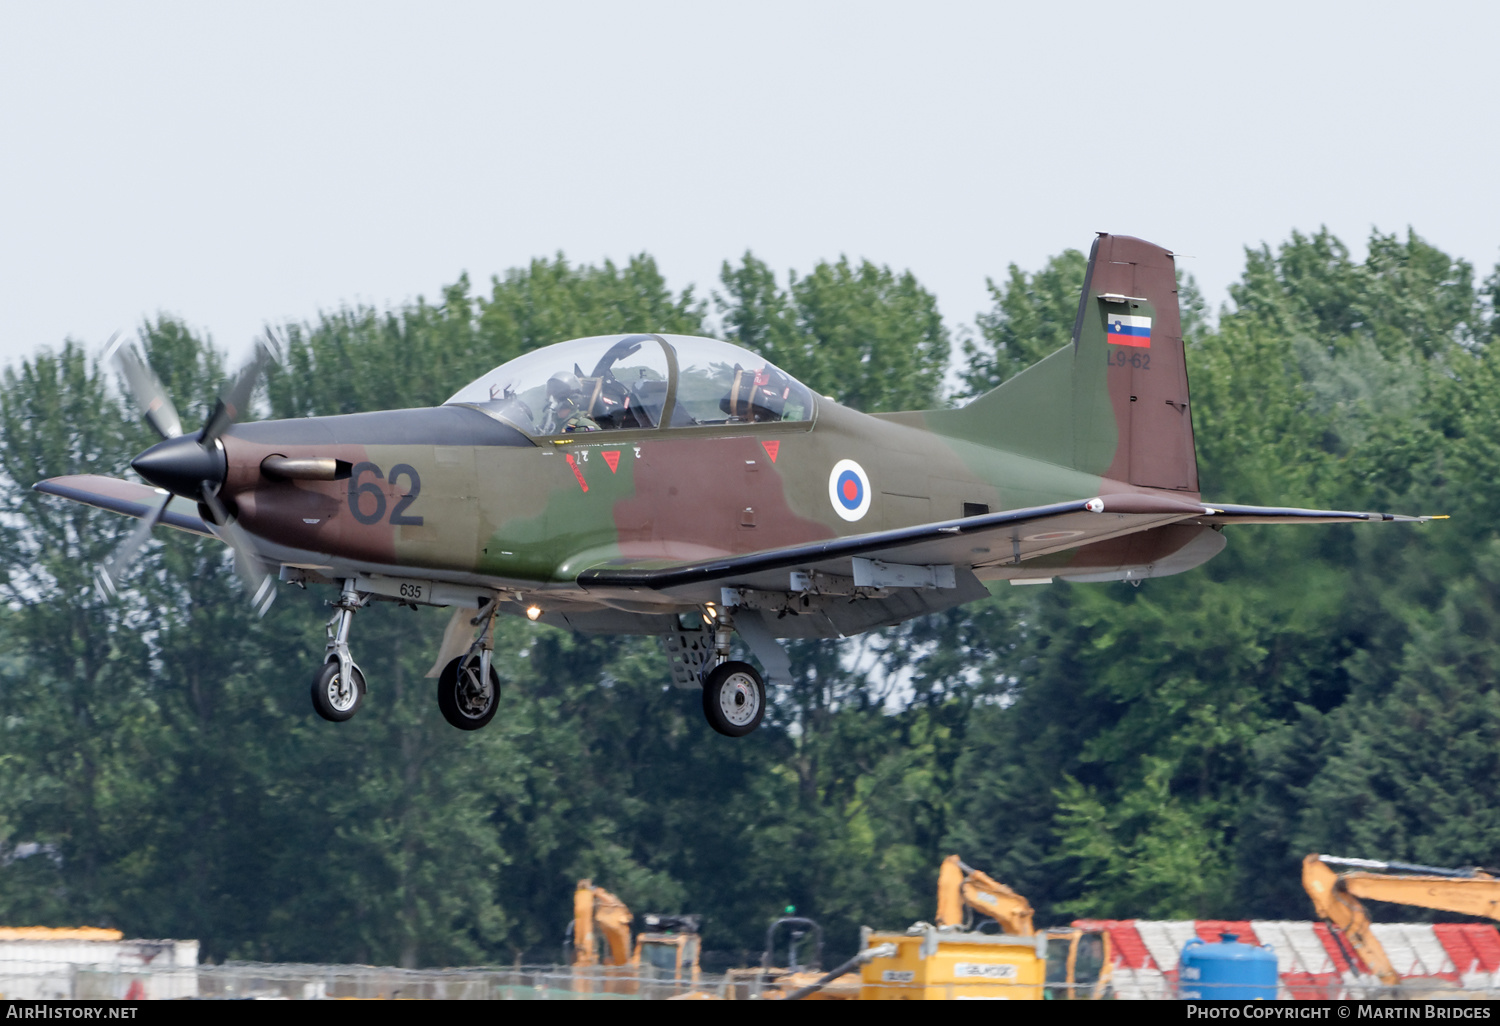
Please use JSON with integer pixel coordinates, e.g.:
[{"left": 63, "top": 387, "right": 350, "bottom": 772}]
[
  {"left": 934, "top": 233, "right": 1198, "bottom": 494},
  {"left": 1076, "top": 234, "right": 1198, "bottom": 493}
]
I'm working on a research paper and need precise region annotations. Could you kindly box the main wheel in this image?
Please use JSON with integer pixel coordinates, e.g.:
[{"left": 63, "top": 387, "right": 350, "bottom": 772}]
[
  {"left": 701, "top": 661, "right": 765, "bottom": 737},
  {"left": 438, "top": 655, "right": 501, "bottom": 730},
  {"left": 311, "top": 660, "right": 365, "bottom": 722}
]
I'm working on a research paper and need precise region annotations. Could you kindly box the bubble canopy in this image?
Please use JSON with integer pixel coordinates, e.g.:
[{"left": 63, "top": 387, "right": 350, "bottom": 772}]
[{"left": 445, "top": 334, "right": 815, "bottom": 436}]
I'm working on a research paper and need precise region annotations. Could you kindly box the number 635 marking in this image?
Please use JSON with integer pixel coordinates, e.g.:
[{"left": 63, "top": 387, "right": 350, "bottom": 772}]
[{"left": 349, "top": 462, "right": 424, "bottom": 526}]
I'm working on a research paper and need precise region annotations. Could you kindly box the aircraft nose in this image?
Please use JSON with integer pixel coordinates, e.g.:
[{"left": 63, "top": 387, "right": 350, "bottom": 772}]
[{"left": 131, "top": 434, "right": 227, "bottom": 499}]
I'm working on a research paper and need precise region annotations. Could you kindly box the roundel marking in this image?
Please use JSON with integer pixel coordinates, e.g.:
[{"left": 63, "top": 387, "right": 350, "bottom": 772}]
[{"left": 828, "top": 459, "right": 871, "bottom": 522}]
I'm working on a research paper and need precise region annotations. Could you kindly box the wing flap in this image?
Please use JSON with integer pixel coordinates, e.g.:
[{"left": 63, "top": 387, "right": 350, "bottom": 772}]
[{"left": 34, "top": 475, "right": 214, "bottom": 537}]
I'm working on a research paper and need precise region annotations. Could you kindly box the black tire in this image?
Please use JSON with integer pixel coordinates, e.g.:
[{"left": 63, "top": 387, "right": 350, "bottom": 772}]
[
  {"left": 438, "top": 655, "right": 500, "bottom": 730},
  {"left": 701, "top": 661, "right": 765, "bottom": 737},
  {"left": 311, "top": 660, "right": 365, "bottom": 722}
]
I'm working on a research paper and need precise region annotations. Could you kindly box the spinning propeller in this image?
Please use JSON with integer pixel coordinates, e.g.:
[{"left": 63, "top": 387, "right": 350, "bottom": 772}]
[{"left": 98, "top": 333, "right": 282, "bottom": 615}]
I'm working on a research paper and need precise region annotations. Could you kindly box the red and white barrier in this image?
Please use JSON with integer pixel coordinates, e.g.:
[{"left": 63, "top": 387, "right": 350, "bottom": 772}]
[{"left": 1069, "top": 919, "right": 1500, "bottom": 999}]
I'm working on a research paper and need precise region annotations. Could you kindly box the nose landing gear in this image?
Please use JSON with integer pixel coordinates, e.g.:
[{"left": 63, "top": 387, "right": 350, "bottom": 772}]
[
  {"left": 310, "top": 579, "right": 368, "bottom": 722},
  {"left": 311, "top": 659, "right": 365, "bottom": 722}
]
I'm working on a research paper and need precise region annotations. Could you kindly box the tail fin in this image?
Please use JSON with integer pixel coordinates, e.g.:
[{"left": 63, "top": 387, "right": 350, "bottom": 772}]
[{"left": 936, "top": 234, "right": 1198, "bottom": 493}]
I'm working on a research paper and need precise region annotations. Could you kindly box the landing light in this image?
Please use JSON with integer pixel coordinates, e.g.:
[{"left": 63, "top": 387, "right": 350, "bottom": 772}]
[{"left": 526, "top": 605, "right": 542, "bottom": 621}]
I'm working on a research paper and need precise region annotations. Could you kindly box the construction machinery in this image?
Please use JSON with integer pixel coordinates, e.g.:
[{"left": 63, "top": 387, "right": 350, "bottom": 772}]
[
  {"left": 568, "top": 880, "right": 702, "bottom": 985},
  {"left": 936, "top": 854, "right": 1036, "bottom": 934},
  {"left": 633, "top": 913, "right": 702, "bottom": 984},
  {"left": 571, "top": 880, "right": 632, "bottom": 968},
  {"left": 928, "top": 854, "right": 1112, "bottom": 999},
  {"left": 1303, "top": 852, "right": 1500, "bottom": 985},
  {"left": 778, "top": 856, "right": 1110, "bottom": 1000},
  {"left": 725, "top": 915, "right": 863, "bottom": 1000},
  {"left": 859, "top": 922, "right": 1051, "bottom": 1000}
]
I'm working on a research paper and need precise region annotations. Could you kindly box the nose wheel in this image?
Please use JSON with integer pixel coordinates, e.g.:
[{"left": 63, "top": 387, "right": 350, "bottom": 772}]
[
  {"left": 311, "top": 660, "right": 366, "bottom": 721},
  {"left": 701, "top": 661, "right": 765, "bottom": 737},
  {"left": 311, "top": 578, "right": 369, "bottom": 722}
]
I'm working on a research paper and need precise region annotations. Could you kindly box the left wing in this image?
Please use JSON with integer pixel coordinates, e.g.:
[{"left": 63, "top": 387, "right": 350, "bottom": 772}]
[{"left": 33, "top": 474, "right": 214, "bottom": 537}]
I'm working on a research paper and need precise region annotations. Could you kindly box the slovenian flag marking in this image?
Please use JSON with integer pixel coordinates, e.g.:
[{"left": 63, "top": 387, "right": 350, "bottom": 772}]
[{"left": 1106, "top": 312, "right": 1152, "bottom": 348}]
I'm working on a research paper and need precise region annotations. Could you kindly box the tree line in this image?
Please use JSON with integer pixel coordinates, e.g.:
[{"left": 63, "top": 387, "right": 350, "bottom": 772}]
[{"left": 1, "top": 231, "right": 1497, "bottom": 967}]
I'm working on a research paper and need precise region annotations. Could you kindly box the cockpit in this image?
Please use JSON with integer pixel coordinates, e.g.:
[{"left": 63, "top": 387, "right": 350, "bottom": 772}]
[{"left": 444, "top": 334, "right": 816, "bottom": 436}]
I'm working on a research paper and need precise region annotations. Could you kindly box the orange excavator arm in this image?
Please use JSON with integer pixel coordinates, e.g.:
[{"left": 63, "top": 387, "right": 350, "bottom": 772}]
[
  {"left": 573, "top": 879, "right": 633, "bottom": 967},
  {"left": 1303, "top": 853, "right": 1500, "bottom": 986},
  {"left": 935, "top": 854, "right": 1035, "bottom": 936},
  {"left": 1302, "top": 854, "right": 1401, "bottom": 986},
  {"left": 1337, "top": 866, "right": 1500, "bottom": 920}
]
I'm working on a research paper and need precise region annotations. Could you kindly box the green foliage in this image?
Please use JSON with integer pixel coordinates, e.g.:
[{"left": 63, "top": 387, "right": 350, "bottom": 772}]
[
  {"left": 270, "top": 255, "right": 706, "bottom": 418},
  {"left": 717, "top": 254, "right": 949, "bottom": 412},
  {"left": 1052, "top": 761, "right": 1232, "bottom": 919},
  {"left": 960, "top": 249, "right": 1087, "bottom": 396}
]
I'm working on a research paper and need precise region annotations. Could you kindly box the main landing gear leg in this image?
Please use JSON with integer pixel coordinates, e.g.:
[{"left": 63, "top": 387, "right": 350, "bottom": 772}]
[
  {"left": 699, "top": 606, "right": 766, "bottom": 738},
  {"left": 311, "top": 579, "right": 368, "bottom": 722},
  {"left": 437, "top": 602, "right": 501, "bottom": 731}
]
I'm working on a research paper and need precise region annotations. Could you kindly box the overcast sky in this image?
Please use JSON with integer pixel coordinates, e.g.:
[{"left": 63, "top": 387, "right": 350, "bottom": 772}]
[{"left": 2, "top": 1, "right": 1496, "bottom": 375}]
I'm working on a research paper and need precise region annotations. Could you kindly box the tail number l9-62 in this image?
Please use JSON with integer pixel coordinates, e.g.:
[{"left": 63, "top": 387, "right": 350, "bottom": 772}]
[
  {"left": 1107, "top": 350, "right": 1151, "bottom": 369},
  {"left": 349, "top": 462, "right": 424, "bottom": 526}
]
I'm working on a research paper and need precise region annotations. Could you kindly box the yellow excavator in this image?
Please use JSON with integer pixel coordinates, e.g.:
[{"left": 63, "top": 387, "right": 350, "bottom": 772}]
[
  {"left": 1302, "top": 852, "right": 1500, "bottom": 986},
  {"left": 929, "top": 855, "right": 1112, "bottom": 1000},
  {"left": 781, "top": 856, "right": 1110, "bottom": 1000},
  {"left": 570, "top": 880, "right": 702, "bottom": 985},
  {"left": 935, "top": 854, "right": 1036, "bottom": 934},
  {"left": 738, "top": 866, "right": 1041, "bottom": 1000}
]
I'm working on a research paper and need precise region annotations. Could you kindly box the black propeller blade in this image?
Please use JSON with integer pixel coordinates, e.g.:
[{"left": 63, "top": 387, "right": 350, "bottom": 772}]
[{"left": 99, "top": 331, "right": 281, "bottom": 612}]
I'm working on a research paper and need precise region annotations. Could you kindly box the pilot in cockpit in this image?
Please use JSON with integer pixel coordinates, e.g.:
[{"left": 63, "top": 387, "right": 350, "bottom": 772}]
[
  {"left": 720, "top": 365, "right": 789, "bottom": 423},
  {"left": 541, "top": 372, "right": 600, "bottom": 434}
]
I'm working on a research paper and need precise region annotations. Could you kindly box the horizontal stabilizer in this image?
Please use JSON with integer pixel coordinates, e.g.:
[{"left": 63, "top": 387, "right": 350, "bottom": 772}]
[{"left": 1198, "top": 503, "right": 1441, "bottom": 525}]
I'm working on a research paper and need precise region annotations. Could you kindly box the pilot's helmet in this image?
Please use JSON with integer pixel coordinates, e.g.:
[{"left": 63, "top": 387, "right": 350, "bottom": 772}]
[{"left": 547, "top": 372, "right": 583, "bottom": 401}]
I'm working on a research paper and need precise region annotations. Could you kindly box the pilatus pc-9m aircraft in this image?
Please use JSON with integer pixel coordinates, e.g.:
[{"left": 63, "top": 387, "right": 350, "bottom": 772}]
[{"left": 36, "top": 235, "right": 1432, "bottom": 737}]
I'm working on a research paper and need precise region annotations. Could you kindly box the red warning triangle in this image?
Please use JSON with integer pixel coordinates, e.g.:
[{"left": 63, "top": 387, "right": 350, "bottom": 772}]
[
  {"left": 602, "top": 450, "right": 620, "bottom": 473},
  {"left": 761, "top": 440, "right": 780, "bottom": 463}
]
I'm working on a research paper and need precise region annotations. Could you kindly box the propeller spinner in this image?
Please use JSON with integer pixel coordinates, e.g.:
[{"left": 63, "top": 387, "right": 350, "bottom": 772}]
[{"left": 98, "top": 332, "right": 281, "bottom": 616}]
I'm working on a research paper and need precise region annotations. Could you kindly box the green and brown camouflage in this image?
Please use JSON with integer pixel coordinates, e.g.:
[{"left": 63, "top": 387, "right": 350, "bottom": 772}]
[{"left": 36, "top": 234, "right": 1433, "bottom": 720}]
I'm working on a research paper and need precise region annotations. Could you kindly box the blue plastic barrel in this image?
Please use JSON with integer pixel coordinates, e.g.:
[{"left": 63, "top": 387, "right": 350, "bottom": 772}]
[{"left": 1179, "top": 933, "right": 1278, "bottom": 1000}]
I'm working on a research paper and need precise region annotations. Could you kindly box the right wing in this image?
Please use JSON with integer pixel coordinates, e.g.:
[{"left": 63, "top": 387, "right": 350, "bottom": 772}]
[
  {"left": 576, "top": 493, "right": 1438, "bottom": 596},
  {"left": 576, "top": 493, "right": 1218, "bottom": 594}
]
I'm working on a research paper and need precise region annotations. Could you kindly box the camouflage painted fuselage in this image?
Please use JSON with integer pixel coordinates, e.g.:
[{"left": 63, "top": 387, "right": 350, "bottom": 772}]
[{"left": 215, "top": 236, "right": 1217, "bottom": 638}]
